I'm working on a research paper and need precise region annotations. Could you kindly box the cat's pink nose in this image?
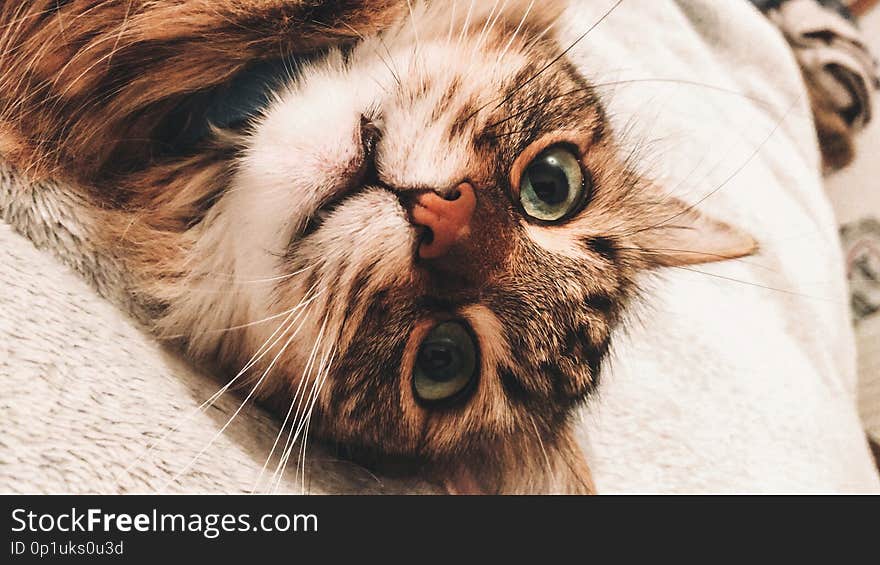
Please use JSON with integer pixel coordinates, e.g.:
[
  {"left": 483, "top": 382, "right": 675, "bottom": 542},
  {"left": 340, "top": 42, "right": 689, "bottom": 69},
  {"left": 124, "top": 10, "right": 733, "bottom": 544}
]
[{"left": 411, "top": 183, "right": 477, "bottom": 260}]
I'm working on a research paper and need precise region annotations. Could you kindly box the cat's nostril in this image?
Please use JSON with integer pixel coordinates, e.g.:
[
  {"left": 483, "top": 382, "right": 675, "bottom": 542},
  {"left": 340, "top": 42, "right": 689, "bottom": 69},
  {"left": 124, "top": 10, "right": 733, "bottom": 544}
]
[
  {"left": 420, "top": 226, "right": 435, "bottom": 245},
  {"left": 409, "top": 182, "right": 476, "bottom": 260},
  {"left": 443, "top": 188, "right": 462, "bottom": 201}
]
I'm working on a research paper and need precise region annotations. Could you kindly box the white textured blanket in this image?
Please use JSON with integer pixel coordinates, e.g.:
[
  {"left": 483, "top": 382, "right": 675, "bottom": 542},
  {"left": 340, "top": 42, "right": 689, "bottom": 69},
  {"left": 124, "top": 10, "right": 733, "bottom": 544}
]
[{"left": 2, "top": 0, "right": 878, "bottom": 493}]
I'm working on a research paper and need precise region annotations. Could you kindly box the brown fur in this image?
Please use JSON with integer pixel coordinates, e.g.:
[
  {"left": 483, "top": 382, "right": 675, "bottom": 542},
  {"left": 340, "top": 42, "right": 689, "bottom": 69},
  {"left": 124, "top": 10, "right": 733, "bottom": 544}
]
[
  {"left": 803, "top": 69, "right": 856, "bottom": 172},
  {"left": 870, "top": 437, "right": 880, "bottom": 473},
  {"left": 0, "top": 1, "right": 407, "bottom": 185}
]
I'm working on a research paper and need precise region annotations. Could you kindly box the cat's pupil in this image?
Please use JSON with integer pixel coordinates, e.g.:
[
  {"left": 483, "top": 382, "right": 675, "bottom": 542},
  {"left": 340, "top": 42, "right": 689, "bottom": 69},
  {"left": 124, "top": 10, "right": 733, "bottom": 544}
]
[
  {"left": 527, "top": 159, "right": 570, "bottom": 205},
  {"left": 417, "top": 339, "right": 462, "bottom": 383}
]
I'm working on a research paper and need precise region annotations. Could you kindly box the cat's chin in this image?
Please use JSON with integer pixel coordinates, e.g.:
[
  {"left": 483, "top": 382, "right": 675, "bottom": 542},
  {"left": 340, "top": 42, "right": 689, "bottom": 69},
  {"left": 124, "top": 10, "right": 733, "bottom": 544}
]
[
  {"left": 331, "top": 427, "right": 595, "bottom": 495},
  {"left": 439, "top": 433, "right": 596, "bottom": 495}
]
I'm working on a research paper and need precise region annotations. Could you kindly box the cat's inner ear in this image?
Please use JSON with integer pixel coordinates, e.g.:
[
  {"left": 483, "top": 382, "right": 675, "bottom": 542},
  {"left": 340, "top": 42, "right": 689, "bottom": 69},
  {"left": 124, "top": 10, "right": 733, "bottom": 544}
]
[{"left": 632, "top": 195, "right": 759, "bottom": 267}]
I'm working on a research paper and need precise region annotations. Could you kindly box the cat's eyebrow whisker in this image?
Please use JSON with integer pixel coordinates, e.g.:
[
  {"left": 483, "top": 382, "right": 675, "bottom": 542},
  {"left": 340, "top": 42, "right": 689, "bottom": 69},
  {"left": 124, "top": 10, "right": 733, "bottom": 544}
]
[
  {"left": 464, "top": 0, "right": 623, "bottom": 125},
  {"left": 475, "top": 0, "right": 507, "bottom": 54},
  {"left": 161, "top": 295, "right": 315, "bottom": 491},
  {"left": 404, "top": 0, "right": 427, "bottom": 90},
  {"left": 376, "top": 34, "right": 404, "bottom": 89},
  {"left": 112, "top": 287, "right": 320, "bottom": 488},
  {"left": 340, "top": 21, "right": 401, "bottom": 90},
  {"left": 486, "top": 87, "right": 589, "bottom": 131},
  {"left": 601, "top": 109, "right": 763, "bottom": 238},
  {"left": 457, "top": 0, "right": 476, "bottom": 49},
  {"left": 523, "top": 18, "right": 556, "bottom": 51},
  {"left": 446, "top": 0, "right": 458, "bottom": 47},
  {"left": 405, "top": 0, "right": 422, "bottom": 55},
  {"left": 494, "top": 0, "right": 623, "bottom": 109},
  {"left": 591, "top": 78, "right": 810, "bottom": 120},
  {"left": 467, "top": 0, "right": 507, "bottom": 78},
  {"left": 470, "top": 0, "right": 499, "bottom": 57},
  {"left": 488, "top": 77, "right": 807, "bottom": 137},
  {"left": 496, "top": 0, "right": 535, "bottom": 68},
  {"left": 367, "top": 73, "right": 391, "bottom": 95}
]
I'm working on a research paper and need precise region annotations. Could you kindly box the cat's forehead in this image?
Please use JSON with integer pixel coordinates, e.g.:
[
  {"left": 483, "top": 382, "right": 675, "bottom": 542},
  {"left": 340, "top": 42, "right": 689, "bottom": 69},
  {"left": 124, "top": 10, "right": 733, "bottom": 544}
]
[
  {"left": 373, "top": 40, "right": 529, "bottom": 188},
  {"left": 356, "top": 35, "right": 597, "bottom": 190},
  {"left": 252, "top": 0, "right": 593, "bottom": 191}
]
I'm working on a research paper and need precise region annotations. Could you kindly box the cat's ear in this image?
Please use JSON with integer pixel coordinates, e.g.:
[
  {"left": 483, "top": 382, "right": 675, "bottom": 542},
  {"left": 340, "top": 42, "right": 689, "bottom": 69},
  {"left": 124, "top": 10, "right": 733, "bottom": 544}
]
[
  {"left": 442, "top": 428, "right": 594, "bottom": 495},
  {"left": 632, "top": 196, "right": 759, "bottom": 267}
]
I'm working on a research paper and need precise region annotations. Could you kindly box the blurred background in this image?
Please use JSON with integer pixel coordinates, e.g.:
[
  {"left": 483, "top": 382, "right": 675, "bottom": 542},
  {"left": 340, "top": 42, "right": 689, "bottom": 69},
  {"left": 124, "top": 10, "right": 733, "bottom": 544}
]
[{"left": 829, "top": 0, "right": 880, "bottom": 452}]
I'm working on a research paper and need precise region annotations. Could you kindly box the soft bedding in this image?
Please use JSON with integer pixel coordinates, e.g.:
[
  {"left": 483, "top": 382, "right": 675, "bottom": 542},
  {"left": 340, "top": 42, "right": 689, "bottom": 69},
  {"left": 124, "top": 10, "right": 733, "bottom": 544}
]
[{"left": 1, "top": 0, "right": 877, "bottom": 493}]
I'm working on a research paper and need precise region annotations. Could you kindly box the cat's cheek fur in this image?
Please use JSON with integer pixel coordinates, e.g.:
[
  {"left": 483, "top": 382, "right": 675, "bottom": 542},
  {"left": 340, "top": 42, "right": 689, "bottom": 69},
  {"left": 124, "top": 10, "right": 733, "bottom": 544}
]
[
  {"left": 285, "top": 188, "right": 418, "bottom": 345},
  {"left": 152, "top": 71, "right": 388, "bottom": 359}
]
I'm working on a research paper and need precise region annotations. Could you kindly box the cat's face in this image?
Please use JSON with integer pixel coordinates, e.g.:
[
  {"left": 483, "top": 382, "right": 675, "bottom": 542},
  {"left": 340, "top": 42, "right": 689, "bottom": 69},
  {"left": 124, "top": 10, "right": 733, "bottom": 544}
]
[{"left": 0, "top": 0, "right": 756, "bottom": 493}]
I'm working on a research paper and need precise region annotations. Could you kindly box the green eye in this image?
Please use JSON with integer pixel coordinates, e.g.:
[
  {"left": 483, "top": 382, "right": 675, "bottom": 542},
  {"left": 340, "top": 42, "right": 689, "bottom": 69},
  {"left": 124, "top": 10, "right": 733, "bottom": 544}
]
[
  {"left": 518, "top": 146, "right": 587, "bottom": 222},
  {"left": 413, "top": 322, "right": 478, "bottom": 403}
]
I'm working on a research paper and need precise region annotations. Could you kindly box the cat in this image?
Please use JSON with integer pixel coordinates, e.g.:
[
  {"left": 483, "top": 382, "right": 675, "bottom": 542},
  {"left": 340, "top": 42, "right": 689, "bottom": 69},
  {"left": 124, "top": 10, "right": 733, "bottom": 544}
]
[{"left": 0, "top": 0, "right": 759, "bottom": 494}]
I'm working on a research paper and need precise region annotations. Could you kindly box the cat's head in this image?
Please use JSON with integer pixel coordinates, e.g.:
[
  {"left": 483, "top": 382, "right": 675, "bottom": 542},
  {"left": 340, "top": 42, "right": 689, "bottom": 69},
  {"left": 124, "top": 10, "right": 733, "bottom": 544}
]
[{"left": 0, "top": 0, "right": 756, "bottom": 493}]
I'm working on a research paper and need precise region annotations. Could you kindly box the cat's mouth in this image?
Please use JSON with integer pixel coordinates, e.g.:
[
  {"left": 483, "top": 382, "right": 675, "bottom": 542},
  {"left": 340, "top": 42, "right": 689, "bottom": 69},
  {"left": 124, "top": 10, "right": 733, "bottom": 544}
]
[
  {"left": 298, "top": 189, "right": 433, "bottom": 258},
  {"left": 300, "top": 116, "right": 388, "bottom": 240},
  {"left": 295, "top": 116, "right": 435, "bottom": 256},
  {"left": 300, "top": 207, "right": 333, "bottom": 239}
]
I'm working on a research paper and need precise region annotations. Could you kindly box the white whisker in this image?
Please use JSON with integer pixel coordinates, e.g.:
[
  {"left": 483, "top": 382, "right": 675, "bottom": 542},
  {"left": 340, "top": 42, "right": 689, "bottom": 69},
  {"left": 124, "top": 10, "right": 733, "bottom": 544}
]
[
  {"left": 112, "top": 289, "right": 321, "bottom": 487},
  {"left": 497, "top": 0, "right": 534, "bottom": 64},
  {"left": 405, "top": 0, "right": 423, "bottom": 86},
  {"left": 268, "top": 314, "right": 330, "bottom": 491},
  {"left": 254, "top": 313, "right": 329, "bottom": 493},
  {"left": 196, "top": 265, "right": 312, "bottom": 285},
  {"left": 523, "top": 19, "right": 556, "bottom": 51},
  {"left": 483, "top": 0, "right": 510, "bottom": 45},
  {"left": 160, "top": 295, "right": 317, "bottom": 340},
  {"left": 446, "top": 0, "right": 457, "bottom": 47},
  {"left": 294, "top": 346, "right": 336, "bottom": 495},
  {"left": 458, "top": 0, "right": 476, "bottom": 48},
  {"left": 156, "top": 295, "right": 316, "bottom": 491},
  {"left": 529, "top": 414, "right": 552, "bottom": 478}
]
